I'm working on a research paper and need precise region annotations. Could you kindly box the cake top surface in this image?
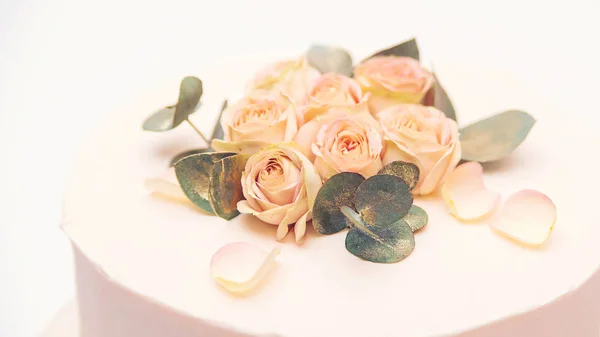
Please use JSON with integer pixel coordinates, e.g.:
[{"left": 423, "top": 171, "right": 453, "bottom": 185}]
[{"left": 62, "top": 57, "right": 600, "bottom": 337}]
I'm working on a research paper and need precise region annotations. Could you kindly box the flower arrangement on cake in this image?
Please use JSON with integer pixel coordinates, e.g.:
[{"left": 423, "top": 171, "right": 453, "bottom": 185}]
[{"left": 142, "top": 38, "right": 556, "bottom": 295}]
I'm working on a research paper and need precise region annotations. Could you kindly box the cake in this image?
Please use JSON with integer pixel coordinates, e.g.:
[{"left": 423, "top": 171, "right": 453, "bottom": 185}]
[{"left": 59, "top": 40, "right": 600, "bottom": 337}]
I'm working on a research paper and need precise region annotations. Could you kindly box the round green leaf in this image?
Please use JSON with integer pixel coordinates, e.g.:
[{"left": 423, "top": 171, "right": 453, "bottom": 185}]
[
  {"left": 174, "top": 152, "right": 236, "bottom": 214},
  {"left": 312, "top": 172, "right": 365, "bottom": 235},
  {"left": 307, "top": 45, "right": 353, "bottom": 77},
  {"left": 142, "top": 106, "right": 176, "bottom": 132},
  {"left": 209, "top": 154, "right": 250, "bottom": 220},
  {"left": 355, "top": 174, "right": 413, "bottom": 227},
  {"left": 460, "top": 110, "right": 536, "bottom": 162},
  {"left": 210, "top": 100, "right": 228, "bottom": 141},
  {"left": 343, "top": 206, "right": 415, "bottom": 264},
  {"left": 172, "top": 76, "right": 203, "bottom": 128},
  {"left": 361, "top": 38, "right": 420, "bottom": 62},
  {"left": 377, "top": 161, "right": 420, "bottom": 191},
  {"left": 404, "top": 205, "right": 428, "bottom": 232},
  {"left": 423, "top": 72, "right": 457, "bottom": 122},
  {"left": 169, "top": 148, "right": 214, "bottom": 167}
]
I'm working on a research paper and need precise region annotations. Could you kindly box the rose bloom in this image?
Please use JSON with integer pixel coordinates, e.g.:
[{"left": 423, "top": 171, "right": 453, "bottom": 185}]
[
  {"left": 237, "top": 143, "right": 322, "bottom": 243},
  {"left": 211, "top": 94, "right": 298, "bottom": 154},
  {"left": 295, "top": 109, "right": 383, "bottom": 180},
  {"left": 247, "top": 57, "right": 320, "bottom": 103},
  {"left": 354, "top": 56, "right": 433, "bottom": 114},
  {"left": 298, "top": 72, "right": 369, "bottom": 123},
  {"left": 378, "top": 104, "right": 461, "bottom": 195}
]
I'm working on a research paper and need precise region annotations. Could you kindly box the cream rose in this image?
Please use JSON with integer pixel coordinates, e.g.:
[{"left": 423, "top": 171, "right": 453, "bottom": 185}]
[
  {"left": 294, "top": 109, "right": 383, "bottom": 180},
  {"left": 237, "top": 143, "right": 323, "bottom": 243},
  {"left": 354, "top": 56, "right": 433, "bottom": 114},
  {"left": 298, "top": 73, "right": 369, "bottom": 123},
  {"left": 378, "top": 104, "right": 461, "bottom": 195},
  {"left": 211, "top": 94, "right": 297, "bottom": 154},
  {"left": 247, "top": 57, "right": 321, "bottom": 103}
]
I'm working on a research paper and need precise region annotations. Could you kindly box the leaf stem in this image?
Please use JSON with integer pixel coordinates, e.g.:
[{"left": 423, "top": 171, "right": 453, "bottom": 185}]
[
  {"left": 186, "top": 118, "right": 209, "bottom": 145},
  {"left": 340, "top": 206, "right": 377, "bottom": 237},
  {"left": 341, "top": 206, "right": 389, "bottom": 247}
]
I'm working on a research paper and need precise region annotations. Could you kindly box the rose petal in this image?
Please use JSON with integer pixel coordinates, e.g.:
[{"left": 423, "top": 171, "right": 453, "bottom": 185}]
[
  {"left": 294, "top": 212, "right": 309, "bottom": 243},
  {"left": 144, "top": 177, "right": 189, "bottom": 203},
  {"left": 490, "top": 190, "right": 557, "bottom": 245},
  {"left": 442, "top": 162, "right": 501, "bottom": 221},
  {"left": 211, "top": 139, "right": 268, "bottom": 155},
  {"left": 210, "top": 242, "right": 280, "bottom": 296}
]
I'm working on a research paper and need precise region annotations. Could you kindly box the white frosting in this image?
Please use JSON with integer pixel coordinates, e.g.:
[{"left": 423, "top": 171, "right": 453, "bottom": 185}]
[{"left": 61, "top": 61, "right": 600, "bottom": 337}]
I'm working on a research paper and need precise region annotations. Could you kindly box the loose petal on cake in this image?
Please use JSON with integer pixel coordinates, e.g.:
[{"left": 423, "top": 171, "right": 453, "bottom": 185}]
[
  {"left": 210, "top": 242, "right": 281, "bottom": 296},
  {"left": 459, "top": 110, "right": 536, "bottom": 162},
  {"left": 442, "top": 162, "right": 501, "bottom": 221},
  {"left": 490, "top": 190, "right": 556, "bottom": 246},
  {"left": 144, "top": 178, "right": 189, "bottom": 204}
]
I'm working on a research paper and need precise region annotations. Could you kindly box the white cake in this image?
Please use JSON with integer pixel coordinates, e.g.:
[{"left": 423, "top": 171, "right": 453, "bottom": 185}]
[{"left": 60, "top": 58, "right": 600, "bottom": 337}]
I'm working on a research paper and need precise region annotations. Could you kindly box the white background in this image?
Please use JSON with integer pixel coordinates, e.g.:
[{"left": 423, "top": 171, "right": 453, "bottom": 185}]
[{"left": 1, "top": 0, "right": 599, "bottom": 336}]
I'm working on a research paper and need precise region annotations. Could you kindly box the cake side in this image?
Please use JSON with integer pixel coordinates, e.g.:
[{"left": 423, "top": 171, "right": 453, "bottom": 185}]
[{"left": 60, "top": 59, "right": 600, "bottom": 337}]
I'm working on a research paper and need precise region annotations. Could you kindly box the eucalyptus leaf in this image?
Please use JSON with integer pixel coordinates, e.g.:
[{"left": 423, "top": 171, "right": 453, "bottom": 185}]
[
  {"left": 355, "top": 174, "right": 413, "bottom": 227},
  {"left": 174, "top": 152, "right": 236, "bottom": 214},
  {"left": 209, "top": 154, "right": 251, "bottom": 220},
  {"left": 312, "top": 172, "right": 365, "bottom": 235},
  {"left": 142, "top": 106, "right": 176, "bottom": 132},
  {"left": 377, "top": 161, "right": 420, "bottom": 191},
  {"left": 169, "top": 148, "right": 213, "bottom": 167},
  {"left": 210, "top": 100, "right": 228, "bottom": 141},
  {"left": 342, "top": 206, "right": 415, "bottom": 263},
  {"left": 425, "top": 73, "right": 457, "bottom": 122},
  {"left": 362, "top": 38, "right": 419, "bottom": 62},
  {"left": 404, "top": 205, "right": 428, "bottom": 232},
  {"left": 460, "top": 110, "right": 536, "bottom": 162},
  {"left": 172, "top": 76, "right": 203, "bottom": 128},
  {"left": 307, "top": 45, "right": 353, "bottom": 77},
  {"left": 142, "top": 76, "right": 204, "bottom": 132}
]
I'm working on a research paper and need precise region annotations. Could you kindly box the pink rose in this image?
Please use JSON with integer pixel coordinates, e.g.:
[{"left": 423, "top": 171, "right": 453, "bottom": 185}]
[
  {"left": 237, "top": 143, "right": 322, "bottom": 243},
  {"left": 354, "top": 56, "right": 433, "bottom": 114},
  {"left": 211, "top": 94, "right": 298, "bottom": 154},
  {"left": 298, "top": 73, "right": 369, "bottom": 123},
  {"left": 378, "top": 104, "right": 461, "bottom": 195},
  {"left": 294, "top": 109, "right": 383, "bottom": 180},
  {"left": 247, "top": 57, "right": 321, "bottom": 103}
]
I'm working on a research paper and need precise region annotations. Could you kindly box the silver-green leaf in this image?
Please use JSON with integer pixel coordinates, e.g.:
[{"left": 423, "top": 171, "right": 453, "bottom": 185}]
[
  {"left": 362, "top": 38, "right": 420, "bottom": 62},
  {"left": 174, "top": 152, "right": 236, "bottom": 214},
  {"left": 355, "top": 174, "right": 413, "bottom": 227},
  {"left": 312, "top": 172, "right": 365, "bottom": 235},
  {"left": 377, "top": 161, "right": 420, "bottom": 191},
  {"left": 307, "top": 45, "right": 353, "bottom": 77},
  {"left": 424, "top": 73, "right": 457, "bottom": 122},
  {"left": 404, "top": 205, "right": 428, "bottom": 232},
  {"left": 172, "top": 76, "right": 203, "bottom": 128},
  {"left": 210, "top": 100, "right": 227, "bottom": 141},
  {"left": 208, "top": 154, "right": 250, "bottom": 220},
  {"left": 142, "top": 106, "right": 176, "bottom": 132},
  {"left": 460, "top": 110, "right": 536, "bottom": 162},
  {"left": 142, "top": 76, "right": 203, "bottom": 132},
  {"left": 169, "top": 148, "right": 213, "bottom": 167},
  {"left": 343, "top": 206, "right": 415, "bottom": 263}
]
